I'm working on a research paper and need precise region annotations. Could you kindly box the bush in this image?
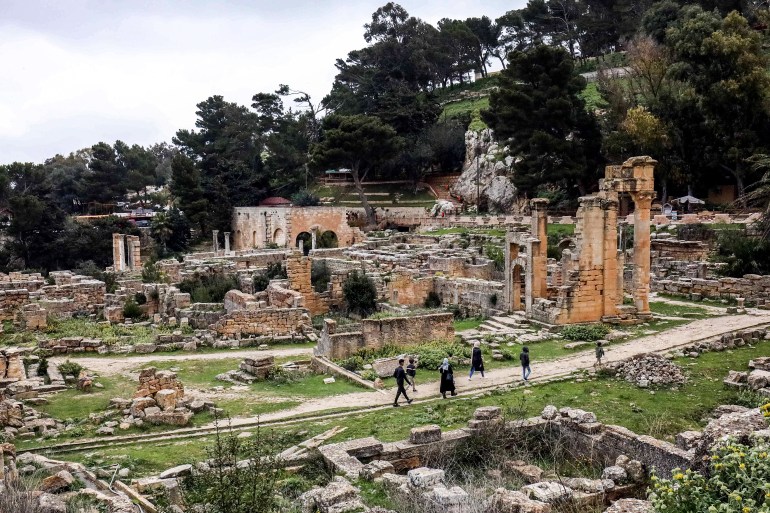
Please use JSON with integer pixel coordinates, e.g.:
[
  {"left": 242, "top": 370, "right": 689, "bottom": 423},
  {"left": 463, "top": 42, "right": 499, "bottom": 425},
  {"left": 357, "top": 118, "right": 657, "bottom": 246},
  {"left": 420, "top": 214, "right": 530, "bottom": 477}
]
[
  {"left": 484, "top": 244, "right": 505, "bottom": 272},
  {"left": 122, "top": 298, "right": 143, "bottom": 319},
  {"left": 339, "top": 356, "right": 364, "bottom": 372},
  {"left": 677, "top": 223, "right": 716, "bottom": 242},
  {"left": 252, "top": 273, "right": 269, "bottom": 292},
  {"left": 343, "top": 271, "right": 377, "bottom": 317},
  {"left": 134, "top": 292, "right": 147, "bottom": 305},
  {"left": 178, "top": 273, "right": 239, "bottom": 303},
  {"left": 58, "top": 360, "right": 83, "bottom": 378},
  {"left": 424, "top": 291, "right": 442, "bottom": 308},
  {"left": 141, "top": 261, "right": 167, "bottom": 283},
  {"left": 180, "top": 421, "right": 282, "bottom": 513},
  {"left": 253, "top": 262, "right": 288, "bottom": 293},
  {"left": 311, "top": 260, "right": 331, "bottom": 293},
  {"left": 560, "top": 324, "right": 611, "bottom": 341},
  {"left": 37, "top": 357, "right": 48, "bottom": 377},
  {"left": 649, "top": 438, "right": 770, "bottom": 513},
  {"left": 713, "top": 231, "right": 770, "bottom": 277},
  {"left": 291, "top": 189, "right": 321, "bottom": 207}
]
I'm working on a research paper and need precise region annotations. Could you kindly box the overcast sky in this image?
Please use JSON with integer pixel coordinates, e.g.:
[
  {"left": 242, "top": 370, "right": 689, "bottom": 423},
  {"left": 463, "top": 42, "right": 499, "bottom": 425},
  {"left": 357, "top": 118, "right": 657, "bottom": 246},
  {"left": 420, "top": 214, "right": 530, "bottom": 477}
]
[{"left": 0, "top": 0, "right": 525, "bottom": 164}]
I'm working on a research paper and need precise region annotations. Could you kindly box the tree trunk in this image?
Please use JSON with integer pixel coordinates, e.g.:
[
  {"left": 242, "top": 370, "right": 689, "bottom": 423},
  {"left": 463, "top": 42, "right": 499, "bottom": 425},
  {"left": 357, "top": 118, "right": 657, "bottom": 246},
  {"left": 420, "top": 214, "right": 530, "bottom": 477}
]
[
  {"left": 661, "top": 178, "right": 668, "bottom": 207},
  {"left": 351, "top": 165, "right": 376, "bottom": 227}
]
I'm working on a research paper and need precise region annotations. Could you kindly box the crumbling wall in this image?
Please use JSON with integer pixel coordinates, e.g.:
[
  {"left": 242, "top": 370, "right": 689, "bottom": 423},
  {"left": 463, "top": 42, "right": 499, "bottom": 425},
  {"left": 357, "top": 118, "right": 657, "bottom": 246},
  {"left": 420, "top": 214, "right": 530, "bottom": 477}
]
[
  {"left": 286, "top": 252, "right": 328, "bottom": 315},
  {"left": 654, "top": 274, "right": 770, "bottom": 302},
  {"left": 433, "top": 277, "right": 503, "bottom": 316},
  {"left": 387, "top": 271, "right": 434, "bottom": 306},
  {"left": 212, "top": 307, "right": 310, "bottom": 338},
  {"left": 361, "top": 312, "right": 454, "bottom": 350}
]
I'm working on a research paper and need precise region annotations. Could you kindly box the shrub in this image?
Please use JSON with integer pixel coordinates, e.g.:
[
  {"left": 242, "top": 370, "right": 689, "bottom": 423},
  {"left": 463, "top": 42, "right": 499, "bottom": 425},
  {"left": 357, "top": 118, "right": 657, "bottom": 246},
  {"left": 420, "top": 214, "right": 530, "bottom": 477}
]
[
  {"left": 649, "top": 438, "right": 770, "bottom": 513},
  {"left": 122, "top": 298, "right": 143, "bottom": 319},
  {"left": 485, "top": 244, "right": 504, "bottom": 271},
  {"left": 339, "top": 355, "right": 364, "bottom": 372},
  {"left": 37, "top": 357, "right": 48, "bottom": 377},
  {"left": 560, "top": 324, "right": 611, "bottom": 341},
  {"left": 180, "top": 421, "right": 282, "bottom": 513},
  {"left": 677, "top": 223, "right": 716, "bottom": 242},
  {"left": 178, "top": 273, "right": 239, "bottom": 303},
  {"left": 252, "top": 273, "right": 269, "bottom": 292},
  {"left": 311, "top": 260, "right": 331, "bottom": 293},
  {"left": 141, "top": 261, "right": 167, "bottom": 283},
  {"left": 58, "top": 360, "right": 83, "bottom": 378},
  {"left": 134, "top": 292, "right": 147, "bottom": 305},
  {"left": 343, "top": 271, "right": 377, "bottom": 317},
  {"left": 424, "top": 291, "right": 442, "bottom": 308},
  {"left": 291, "top": 189, "right": 321, "bottom": 207},
  {"left": 254, "top": 262, "right": 288, "bottom": 292},
  {"left": 713, "top": 231, "right": 770, "bottom": 277}
]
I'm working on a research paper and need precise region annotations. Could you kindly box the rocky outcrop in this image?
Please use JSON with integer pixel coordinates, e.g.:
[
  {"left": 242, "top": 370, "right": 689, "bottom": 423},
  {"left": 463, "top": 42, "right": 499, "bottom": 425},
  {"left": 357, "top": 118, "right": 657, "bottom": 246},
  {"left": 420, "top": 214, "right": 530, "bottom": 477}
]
[{"left": 451, "top": 129, "right": 518, "bottom": 213}]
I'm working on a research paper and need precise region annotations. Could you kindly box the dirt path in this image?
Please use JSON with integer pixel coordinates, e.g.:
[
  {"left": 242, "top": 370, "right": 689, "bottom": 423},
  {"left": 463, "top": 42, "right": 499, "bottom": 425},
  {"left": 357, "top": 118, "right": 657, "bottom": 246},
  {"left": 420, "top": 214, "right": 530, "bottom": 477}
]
[
  {"left": 223, "top": 309, "right": 770, "bottom": 426},
  {"left": 50, "top": 347, "right": 314, "bottom": 375}
]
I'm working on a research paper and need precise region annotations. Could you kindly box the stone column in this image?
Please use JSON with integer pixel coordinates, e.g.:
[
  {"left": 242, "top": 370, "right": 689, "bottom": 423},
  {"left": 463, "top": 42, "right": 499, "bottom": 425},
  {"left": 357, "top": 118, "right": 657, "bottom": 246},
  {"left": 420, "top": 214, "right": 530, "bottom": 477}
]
[
  {"left": 530, "top": 198, "right": 549, "bottom": 300},
  {"left": 224, "top": 232, "right": 231, "bottom": 254},
  {"left": 630, "top": 191, "right": 655, "bottom": 314},
  {"left": 311, "top": 229, "right": 317, "bottom": 251},
  {"left": 112, "top": 233, "right": 125, "bottom": 272},
  {"left": 212, "top": 230, "right": 219, "bottom": 253}
]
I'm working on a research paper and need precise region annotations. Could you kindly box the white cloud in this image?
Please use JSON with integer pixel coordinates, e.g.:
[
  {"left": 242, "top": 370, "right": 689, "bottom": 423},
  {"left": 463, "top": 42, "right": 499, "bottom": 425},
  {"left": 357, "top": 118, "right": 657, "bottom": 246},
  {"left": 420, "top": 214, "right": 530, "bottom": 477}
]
[{"left": 0, "top": 0, "right": 520, "bottom": 163}]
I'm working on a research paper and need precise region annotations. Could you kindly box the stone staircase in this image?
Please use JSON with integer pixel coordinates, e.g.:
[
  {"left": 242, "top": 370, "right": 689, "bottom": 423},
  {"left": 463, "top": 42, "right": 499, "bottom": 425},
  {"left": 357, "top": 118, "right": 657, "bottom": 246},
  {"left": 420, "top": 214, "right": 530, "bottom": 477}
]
[{"left": 422, "top": 173, "right": 462, "bottom": 204}]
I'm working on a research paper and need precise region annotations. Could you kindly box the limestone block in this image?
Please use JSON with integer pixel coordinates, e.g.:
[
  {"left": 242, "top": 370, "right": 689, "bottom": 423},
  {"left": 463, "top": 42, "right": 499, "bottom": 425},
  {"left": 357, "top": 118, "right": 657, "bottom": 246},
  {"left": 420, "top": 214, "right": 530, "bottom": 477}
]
[
  {"left": 748, "top": 369, "right": 770, "bottom": 390},
  {"left": 429, "top": 485, "right": 470, "bottom": 513},
  {"left": 159, "top": 464, "right": 193, "bottom": 479},
  {"left": 155, "top": 389, "right": 178, "bottom": 411},
  {"left": 601, "top": 466, "right": 628, "bottom": 483},
  {"left": 40, "top": 470, "right": 75, "bottom": 493},
  {"left": 409, "top": 424, "right": 441, "bottom": 444},
  {"left": 360, "top": 460, "right": 395, "bottom": 481},
  {"left": 561, "top": 478, "right": 614, "bottom": 493},
  {"left": 408, "top": 467, "right": 445, "bottom": 488},
  {"left": 522, "top": 482, "right": 573, "bottom": 503},
  {"left": 604, "top": 499, "right": 654, "bottom": 513},
  {"left": 485, "top": 488, "right": 552, "bottom": 513},
  {"left": 317, "top": 478, "right": 358, "bottom": 509},
  {"left": 504, "top": 462, "right": 543, "bottom": 484},
  {"left": 473, "top": 406, "right": 502, "bottom": 420}
]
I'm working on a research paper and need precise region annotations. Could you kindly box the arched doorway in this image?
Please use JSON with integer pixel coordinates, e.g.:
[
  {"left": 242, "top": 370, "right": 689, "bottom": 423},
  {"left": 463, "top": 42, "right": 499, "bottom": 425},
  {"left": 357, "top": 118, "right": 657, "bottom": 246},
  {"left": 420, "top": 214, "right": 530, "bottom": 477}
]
[
  {"left": 296, "top": 232, "right": 312, "bottom": 255},
  {"left": 273, "top": 228, "right": 286, "bottom": 246},
  {"left": 318, "top": 230, "right": 338, "bottom": 249}
]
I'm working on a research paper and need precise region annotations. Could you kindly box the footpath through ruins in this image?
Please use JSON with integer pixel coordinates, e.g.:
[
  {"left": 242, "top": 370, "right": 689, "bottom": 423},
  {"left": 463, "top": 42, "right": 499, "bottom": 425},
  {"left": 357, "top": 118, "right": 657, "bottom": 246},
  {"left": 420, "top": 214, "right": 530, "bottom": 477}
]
[{"left": 37, "top": 302, "right": 770, "bottom": 455}]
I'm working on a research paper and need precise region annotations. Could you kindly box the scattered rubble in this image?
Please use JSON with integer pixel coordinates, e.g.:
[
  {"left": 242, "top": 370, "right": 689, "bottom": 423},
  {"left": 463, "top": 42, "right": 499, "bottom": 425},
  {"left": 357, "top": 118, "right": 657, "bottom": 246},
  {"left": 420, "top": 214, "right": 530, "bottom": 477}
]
[{"left": 610, "top": 353, "right": 687, "bottom": 388}]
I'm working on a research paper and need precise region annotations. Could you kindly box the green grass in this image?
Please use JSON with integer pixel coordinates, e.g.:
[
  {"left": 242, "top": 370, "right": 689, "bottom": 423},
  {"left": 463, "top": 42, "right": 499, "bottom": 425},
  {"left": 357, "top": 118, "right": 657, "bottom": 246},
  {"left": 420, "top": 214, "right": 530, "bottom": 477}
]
[
  {"left": 34, "top": 375, "right": 135, "bottom": 421},
  {"left": 547, "top": 224, "right": 575, "bottom": 237},
  {"left": 440, "top": 96, "right": 490, "bottom": 131},
  {"left": 579, "top": 82, "right": 609, "bottom": 111},
  {"left": 42, "top": 318, "right": 192, "bottom": 346},
  {"left": 648, "top": 300, "right": 709, "bottom": 319},
  {"left": 311, "top": 183, "right": 437, "bottom": 207},
  {"left": 453, "top": 317, "right": 485, "bottom": 331},
  {"left": 45, "top": 339, "right": 770, "bottom": 477}
]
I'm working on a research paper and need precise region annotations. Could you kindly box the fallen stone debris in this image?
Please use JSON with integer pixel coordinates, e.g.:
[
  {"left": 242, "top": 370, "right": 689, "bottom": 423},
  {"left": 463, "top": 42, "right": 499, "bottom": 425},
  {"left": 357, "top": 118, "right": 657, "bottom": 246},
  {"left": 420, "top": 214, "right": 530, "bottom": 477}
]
[{"left": 609, "top": 353, "right": 687, "bottom": 388}]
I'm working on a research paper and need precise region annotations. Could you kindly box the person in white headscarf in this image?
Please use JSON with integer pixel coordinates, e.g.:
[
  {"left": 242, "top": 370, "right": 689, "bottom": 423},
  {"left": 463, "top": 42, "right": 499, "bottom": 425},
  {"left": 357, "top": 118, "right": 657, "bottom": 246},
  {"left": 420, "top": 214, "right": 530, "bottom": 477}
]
[{"left": 438, "top": 357, "right": 456, "bottom": 399}]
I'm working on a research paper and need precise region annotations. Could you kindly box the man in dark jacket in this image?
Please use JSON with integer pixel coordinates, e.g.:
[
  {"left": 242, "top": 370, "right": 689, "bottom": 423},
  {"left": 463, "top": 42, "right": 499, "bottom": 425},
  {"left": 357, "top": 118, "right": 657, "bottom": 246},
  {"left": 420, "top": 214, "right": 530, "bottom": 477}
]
[
  {"left": 393, "top": 358, "right": 413, "bottom": 407},
  {"left": 520, "top": 346, "right": 531, "bottom": 381}
]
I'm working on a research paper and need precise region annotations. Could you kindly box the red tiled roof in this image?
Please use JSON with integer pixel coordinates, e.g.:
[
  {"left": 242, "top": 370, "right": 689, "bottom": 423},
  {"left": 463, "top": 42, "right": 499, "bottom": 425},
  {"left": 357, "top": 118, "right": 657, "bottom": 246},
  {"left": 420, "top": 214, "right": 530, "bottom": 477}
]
[{"left": 259, "top": 196, "right": 292, "bottom": 206}]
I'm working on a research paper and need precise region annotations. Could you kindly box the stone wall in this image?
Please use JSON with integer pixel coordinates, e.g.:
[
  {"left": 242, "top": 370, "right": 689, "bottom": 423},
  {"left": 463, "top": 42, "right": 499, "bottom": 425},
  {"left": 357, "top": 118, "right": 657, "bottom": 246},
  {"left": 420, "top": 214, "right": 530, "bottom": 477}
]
[
  {"left": 212, "top": 307, "right": 311, "bottom": 338},
  {"left": 286, "top": 252, "right": 328, "bottom": 315},
  {"left": 434, "top": 277, "right": 503, "bottom": 316},
  {"left": 428, "top": 256, "right": 495, "bottom": 280},
  {"left": 653, "top": 274, "right": 770, "bottom": 302},
  {"left": 387, "top": 271, "right": 434, "bottom": 306},
  {"left": 651, "top": 239, "right": 709, "bottom": 263},
  {"left": 0, "top": 290, "right": 30, "bottom": 321},
  {"left": 362, "top": 313, "right": 454, "bottom": 350},
  {"left": 0, "top": 349, "right": 26, "bottom": 382}
]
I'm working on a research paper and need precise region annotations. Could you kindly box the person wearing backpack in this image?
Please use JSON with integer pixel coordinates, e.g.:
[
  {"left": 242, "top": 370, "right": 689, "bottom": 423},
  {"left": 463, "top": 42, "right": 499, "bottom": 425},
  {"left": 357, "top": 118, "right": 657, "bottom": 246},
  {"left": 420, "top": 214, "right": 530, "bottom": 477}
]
[
  {"left": 438, "top": 358, "right": 456, "bottom": 399},
  {"left": 594, "top": 341, "right": 606, "bottom": 367},
  {"left": 406, "top": 357, "right": 417, "bottom": 392},
  {"left": 392, "top": 358, "right": 413, "bottom": 407},
  {"left": 520, "top": 346, "right": 531, "bottom": 381}
]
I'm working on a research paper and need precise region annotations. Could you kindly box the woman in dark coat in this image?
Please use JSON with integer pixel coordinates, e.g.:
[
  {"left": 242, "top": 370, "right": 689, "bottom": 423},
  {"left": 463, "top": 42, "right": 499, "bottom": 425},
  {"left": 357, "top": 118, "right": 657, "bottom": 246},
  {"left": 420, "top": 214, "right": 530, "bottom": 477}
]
[
  {"left": 469, "top": 341, "right": 484, "bottom": 380},
  {"left": 438, "top": 358, "right": 456, "bottom": 398}
]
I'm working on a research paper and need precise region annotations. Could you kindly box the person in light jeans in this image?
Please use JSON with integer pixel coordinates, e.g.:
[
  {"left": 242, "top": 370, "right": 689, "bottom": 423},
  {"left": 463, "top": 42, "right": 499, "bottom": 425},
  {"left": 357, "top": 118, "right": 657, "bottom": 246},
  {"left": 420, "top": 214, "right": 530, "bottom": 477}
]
[{"left": 520, "top": 346, "right": 531, "bottom": 381}]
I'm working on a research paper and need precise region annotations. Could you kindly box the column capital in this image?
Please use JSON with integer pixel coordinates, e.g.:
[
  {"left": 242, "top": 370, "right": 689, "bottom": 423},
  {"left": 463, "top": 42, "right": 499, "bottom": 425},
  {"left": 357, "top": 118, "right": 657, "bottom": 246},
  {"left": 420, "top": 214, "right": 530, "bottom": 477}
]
[
  {"left": 630, "top": 190, "right": 656, "bottom": 208},
  {"left": 530, "top": 198, "right": 550, "bottom": 210}
]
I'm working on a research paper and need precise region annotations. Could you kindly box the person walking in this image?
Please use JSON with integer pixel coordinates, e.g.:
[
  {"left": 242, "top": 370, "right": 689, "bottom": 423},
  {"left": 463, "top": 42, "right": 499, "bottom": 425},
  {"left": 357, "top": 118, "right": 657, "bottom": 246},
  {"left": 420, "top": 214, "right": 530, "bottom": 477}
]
[
  {"left": 406, "top": 357, "right": 417, "bottom": 392},
  {"left": 438, "top": 358, "right": 456, "bottom": 399},
  {"left": 594, "top": 341, "right": 605, "bottom": 367},
  {"left": 392, "top": 358, "right": 413, "bottom": 407},
  {"left": 520, "top": 346, "right": 531, "bottom": 381},
  {"left": 469, "top": 341, "right": 485, "bottom": 380}
]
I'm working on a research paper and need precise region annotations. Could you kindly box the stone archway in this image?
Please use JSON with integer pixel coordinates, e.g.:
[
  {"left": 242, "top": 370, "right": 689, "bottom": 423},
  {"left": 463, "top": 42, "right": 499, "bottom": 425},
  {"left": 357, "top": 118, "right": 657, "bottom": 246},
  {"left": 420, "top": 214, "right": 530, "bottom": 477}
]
[
  {"left": 273, "top": 228, "right": 286, "bottom": 247},
  {"left": 296, "top": 232, "right": 312, "bottom": 255},
  {"left": 318, "top": 230, "right": 339, "bottom": 249}
]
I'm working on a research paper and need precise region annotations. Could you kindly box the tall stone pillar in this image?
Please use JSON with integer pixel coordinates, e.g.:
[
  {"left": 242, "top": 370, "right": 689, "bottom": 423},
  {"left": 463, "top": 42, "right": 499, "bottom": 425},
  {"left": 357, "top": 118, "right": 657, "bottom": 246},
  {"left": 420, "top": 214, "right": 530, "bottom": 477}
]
[
  {"left": 630, "top": 191, "right": 655, "bottom": 314},
  {"left": 311, "top": 229, "right": 317, "bottom": 250},
  {"left": 212, "top": 230, "right": 219, "bottom": 253},
  {"left": 601, "top": 195, "right": 619, "bottom": 317},
  {"left": 529, "top": 198, "right": 549, "bottom": 299},
  {"left": 224, "top": 232, "right": 231, "bottom": 254},
  {"left": 112, "top": 233, "right": 125, "bottom": 272}
]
